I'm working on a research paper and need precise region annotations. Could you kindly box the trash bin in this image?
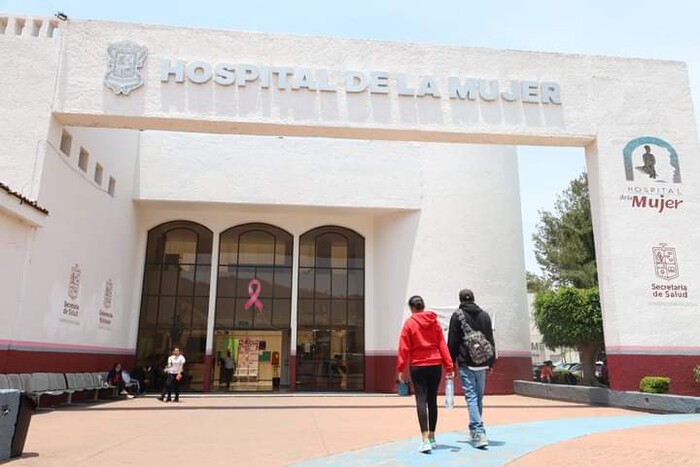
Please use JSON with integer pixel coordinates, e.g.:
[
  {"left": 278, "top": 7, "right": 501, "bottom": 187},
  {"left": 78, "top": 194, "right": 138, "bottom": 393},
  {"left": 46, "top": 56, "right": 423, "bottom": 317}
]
[
  {"left": 0, "top": 389, "right": 20, "bottom": 461},
  {"left": 11, "top": 394, "right": 35, "bottom": 458}
]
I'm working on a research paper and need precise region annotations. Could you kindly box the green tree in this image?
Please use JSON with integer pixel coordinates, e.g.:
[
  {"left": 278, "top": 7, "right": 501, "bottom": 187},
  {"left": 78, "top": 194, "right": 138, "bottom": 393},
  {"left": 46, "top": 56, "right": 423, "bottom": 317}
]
[
  {"left": 533, "top": 173, "right": 597, "bottom": 288},
  {"left": 533, "top": 287, "right": 603, "bottom": 385},
  {"left": 526, "top": 271, "right": 552, "bottom": 294}
]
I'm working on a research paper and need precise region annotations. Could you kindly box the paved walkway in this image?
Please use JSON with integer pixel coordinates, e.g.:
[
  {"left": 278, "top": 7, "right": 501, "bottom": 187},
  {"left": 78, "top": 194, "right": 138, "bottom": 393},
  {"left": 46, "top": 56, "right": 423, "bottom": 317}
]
[{"left": 6, "top": 394, "right": 699, "bottom": 466}]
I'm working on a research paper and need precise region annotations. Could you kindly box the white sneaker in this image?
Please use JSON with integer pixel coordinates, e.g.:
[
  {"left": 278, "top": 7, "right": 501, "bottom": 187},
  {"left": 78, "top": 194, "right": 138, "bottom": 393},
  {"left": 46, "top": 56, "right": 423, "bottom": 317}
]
[
  {"left": 419, "top": 439, "right": 432, "bottom": 453},
  {"left": 473, "top": 433, "right": 489, "bottom": 449},
  {"left": 429, "top": 437, "right": 437, "bottom": 449},
  {"left": 119, "top": 390, "right": 128, "bottom": 395}
]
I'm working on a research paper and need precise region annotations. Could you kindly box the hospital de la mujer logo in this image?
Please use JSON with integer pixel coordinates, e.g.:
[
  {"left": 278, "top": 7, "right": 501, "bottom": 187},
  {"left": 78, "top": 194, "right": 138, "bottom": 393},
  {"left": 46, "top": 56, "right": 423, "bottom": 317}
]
[
  {"left": 104, "top": 41, "right": 148, "bottom": 95},
  {"left": 652, "top": 243, "right": 679, "bottom": 280}
]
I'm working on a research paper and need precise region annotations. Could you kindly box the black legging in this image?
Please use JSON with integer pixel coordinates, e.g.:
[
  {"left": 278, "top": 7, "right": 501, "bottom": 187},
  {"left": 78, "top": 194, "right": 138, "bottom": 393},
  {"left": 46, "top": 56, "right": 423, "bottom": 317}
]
[
  {"left": 410, "top": 365, "right": 442, "bottom": 432},
  {"left": 162, "top": 374, "right": 181, "bottom": 400}
]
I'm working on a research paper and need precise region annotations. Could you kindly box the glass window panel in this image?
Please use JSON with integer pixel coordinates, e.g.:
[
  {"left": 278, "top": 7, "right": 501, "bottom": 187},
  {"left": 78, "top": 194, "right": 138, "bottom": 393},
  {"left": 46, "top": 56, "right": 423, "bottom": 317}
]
[
  {"left": 297, "top": 299, "right": 314, "bottom": 327},
  {"left": 272, "top": 299, "right": 291, "bottom": 328},
  {"left": 347, "top": 299, "right": 364, "bottom": 327},
  {"left": 176, "top": 297, "right": 193, "bottom": 329},
  {"left": 192, "top": 297, "right": 208, "bottom": 330},
  {"left": 330, "top": 242, "right": 348, "bottom": 268},
  {"left": 164, "top": 228, "right": 197, "bottom": 264},
  {"left": 256, "top": 268, "right": 274, "bottom": 298},
  {"left": 158, "top": 297, "right": 176, "bottom": 327},
  {"left": 160, "top": 264, "right": 179, "bottom": 296},
  {"left": 315, "top": 299, "right": 331, "bottom": 327},
  {"left": 254, "top": 303, "right": 272, "bottom": 328},
  {"left": 273, "top": 268, "right": 292, "bottom": 298},
  {"left": 177, "top": 264, "right": 195, "bottom": 296},
  {"left": 299, "top": 240, "right": 315, "bottom": 267},
  {"left": 219, "top": 233, "right": 239, "bottom": 265},
  {"left": 184, "top": 330, "right": 206, "bottom": 364},
  {"left": 238, "top": 230, "right": 275, "bottom": 265},
  {"left": 194, "top": 266, "right": 211, "bottom": 297},
  {"left": 217, "top": 266, "right": 236, "bottom": 298},
  {"left": 235, "top": 267, "right": 256, "bottom": 297},
  {"left": 196, "top": 251, "right": 212, "bottom": 265},
  {"left": 331, "top": 270, "right": 347, "bottom": 298},
  {"left": 142, "top": 296, "right": 159, "bottom": 327},
  {"left": 348, "top": 235, "right": 365, "bottom": 269},
  {"left": 215, "top": 298, "right": 235, "bottom": 329},
  {"left": 347, "top": 269, "right": 364, "bottom": 299},
  {"left": 331, "top": 300, "right": 347, "bottom": 327},
  {"left": 298, "top": 268, "right": 314, "bottom": 299},
  {"left": 144, "top": 265, "right": 161, "bottom": 295},
  {"left": 276, "top": 237, "right": 293, "bottom": 266},
  {"left": 235, "top": 299, "right": 253, "bottom": 328},
  {"left": 315, "top": 269, "right": 331, "bottom": 299}
]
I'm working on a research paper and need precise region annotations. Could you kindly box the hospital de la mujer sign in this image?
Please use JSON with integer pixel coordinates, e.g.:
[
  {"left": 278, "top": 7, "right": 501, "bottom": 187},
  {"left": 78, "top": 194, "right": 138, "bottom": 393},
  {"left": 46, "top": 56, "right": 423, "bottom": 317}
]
[{"left": 105, "top": 41, "right": 562, "bottom": 104}]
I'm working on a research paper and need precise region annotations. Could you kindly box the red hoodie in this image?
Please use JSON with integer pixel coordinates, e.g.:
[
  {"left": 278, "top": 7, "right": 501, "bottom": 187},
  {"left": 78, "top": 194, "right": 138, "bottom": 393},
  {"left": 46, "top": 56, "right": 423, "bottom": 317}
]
[{"left": 397, "top": 311, "right": 454, "bottom": 374}]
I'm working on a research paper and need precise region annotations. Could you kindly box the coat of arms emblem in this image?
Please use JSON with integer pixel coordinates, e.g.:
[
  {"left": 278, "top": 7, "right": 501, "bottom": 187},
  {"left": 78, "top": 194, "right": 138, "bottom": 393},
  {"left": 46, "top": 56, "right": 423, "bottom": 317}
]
[
  {"left": 103, "top": 279, "right": 114, "bottom": 309},
  {"left": 104, "top": 41, "right": 147, "bottom": 95},
  {"left": 68, "top": 264, "right": 81, "bottom": 300},
  {"left": 652, "top": 243, "right": 679, "bottom": 280}
]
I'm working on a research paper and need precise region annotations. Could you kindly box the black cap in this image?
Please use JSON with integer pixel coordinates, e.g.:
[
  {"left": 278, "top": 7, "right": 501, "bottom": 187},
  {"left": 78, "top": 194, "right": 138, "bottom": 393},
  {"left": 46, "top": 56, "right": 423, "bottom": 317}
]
[{"left": 459, "top": 289, "right": 474, "bottom": 302}]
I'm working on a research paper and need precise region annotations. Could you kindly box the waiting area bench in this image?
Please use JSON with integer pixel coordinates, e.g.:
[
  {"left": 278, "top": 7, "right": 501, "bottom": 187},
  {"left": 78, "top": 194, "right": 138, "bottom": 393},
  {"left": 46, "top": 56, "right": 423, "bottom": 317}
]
[{"left": 0, "top": 372, "right": 133, "bottom": 407}]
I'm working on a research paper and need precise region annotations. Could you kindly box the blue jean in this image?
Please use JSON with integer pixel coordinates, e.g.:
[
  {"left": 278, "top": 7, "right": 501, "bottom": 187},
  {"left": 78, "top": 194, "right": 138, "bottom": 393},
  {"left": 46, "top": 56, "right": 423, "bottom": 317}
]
[{"left": 459, "top": 367, "right": 486, "bottom": 435}]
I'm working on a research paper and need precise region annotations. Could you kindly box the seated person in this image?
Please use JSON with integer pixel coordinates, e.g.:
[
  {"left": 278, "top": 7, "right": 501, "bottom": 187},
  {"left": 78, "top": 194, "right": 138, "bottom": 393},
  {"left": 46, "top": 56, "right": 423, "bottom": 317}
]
[
  {"left": 107, "top": 363, "right": 133, "bottom": 396},
  {"left": 539, "top": 360, "right": 554, "bottom": 383}
]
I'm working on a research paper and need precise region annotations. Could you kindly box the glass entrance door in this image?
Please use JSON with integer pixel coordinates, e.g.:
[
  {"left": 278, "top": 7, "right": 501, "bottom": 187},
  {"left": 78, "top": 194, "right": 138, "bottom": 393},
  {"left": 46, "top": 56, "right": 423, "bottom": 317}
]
[{"left": 296, "top": 328, "right": 364, "bottom": 390}]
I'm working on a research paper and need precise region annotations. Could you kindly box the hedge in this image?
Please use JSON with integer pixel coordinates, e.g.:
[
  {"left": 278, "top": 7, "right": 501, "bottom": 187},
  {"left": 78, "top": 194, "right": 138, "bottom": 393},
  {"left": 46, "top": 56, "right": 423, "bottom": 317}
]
[{"left": 639, "top": 376, "right": 670, "bottom": 394}]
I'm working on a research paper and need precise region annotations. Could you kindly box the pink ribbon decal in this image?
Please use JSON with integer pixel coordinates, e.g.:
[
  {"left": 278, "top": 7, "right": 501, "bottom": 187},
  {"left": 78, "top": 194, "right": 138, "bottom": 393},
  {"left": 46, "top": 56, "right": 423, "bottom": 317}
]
[{"left": 244, "top": 278, "right": 264, "bottom": 311}]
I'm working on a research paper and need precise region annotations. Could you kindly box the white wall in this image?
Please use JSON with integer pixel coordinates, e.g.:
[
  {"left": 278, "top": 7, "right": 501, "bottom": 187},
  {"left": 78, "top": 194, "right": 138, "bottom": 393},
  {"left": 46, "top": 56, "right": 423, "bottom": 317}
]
[
  {"left": 374, "top": 144, "right": 530, "bottom": 356},
  {"left": 0, "top": 16, "right": 60, "bottom": 198},
  {"left": 0, "top": 213, "right": 34, "bottom": 347},
  {"left": 137, "top": 134, "right": 528, "bottom": 356},
  {"left": 11, "top": 124, "right": 141, "bottom": 353}
]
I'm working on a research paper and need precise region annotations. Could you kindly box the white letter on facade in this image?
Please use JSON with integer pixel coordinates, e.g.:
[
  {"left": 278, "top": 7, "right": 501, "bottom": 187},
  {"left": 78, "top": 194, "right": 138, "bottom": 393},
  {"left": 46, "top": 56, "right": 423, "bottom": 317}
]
[
  {"left": 478, "top": 79, "right": 499, "bottom": 101},
  {"left": 316, "top": 69, "right": 337, "bottom": 92},
  {"left": 236, "top": 64, "right": 260, "bottom": 87},
  {"left": 292, "top": 68, "right": 317, "bottom": 90},
  {"left": 160, "top": 60, "right": 185, "bottom": 82},
  {"left": 186, "top": 61, "right": 212, "bottom": 84},
  {"left": 273, "top": 67, "right": 294, "bottom": 90},
  {"left": 448, "top": 77, "right": 477, "bottom": 100},
  {"left": 345, "top": 71, "right": 368, "bottom": 93},
  {"left": 214, "top": 63, "right": 235, "bottom": 85},
  {"left": 541, "top": 82, "right": 562, "bottom": 104},
  {"left": 521, "top": 81, "right": 541, "bottom": 103},
  {"left": 501, "top": 80, "right": 521, "bottom": 101},
  {"left": 369, "top": 71, "right": 390, "bottom": 94},
  {"left": 418, "top": 76, "right": 441, "bottom": 97},
  {"left": 397, "top": 73, "right": 416, "bottom": 96}
]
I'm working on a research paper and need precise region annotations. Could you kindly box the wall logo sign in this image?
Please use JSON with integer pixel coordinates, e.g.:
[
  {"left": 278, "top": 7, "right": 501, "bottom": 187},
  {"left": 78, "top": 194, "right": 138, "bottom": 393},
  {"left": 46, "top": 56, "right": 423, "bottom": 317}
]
[
  {"left": 62, "top": 264, "right": 81, "bottom": 322},
  {"left": 619, "top": 136, "right": 684, "bottom": 213},
  {"left": 650, "top": 243, "right": 689, "bottom": 300},
  {"left": 652, "top": 243, "right": 679, "bottom": 280},
  {"left": 104, "top": 41, "right": 148, "bottom": 95},
  {"left": 99, "top": 279, "right": 114, "bottom": 329}
]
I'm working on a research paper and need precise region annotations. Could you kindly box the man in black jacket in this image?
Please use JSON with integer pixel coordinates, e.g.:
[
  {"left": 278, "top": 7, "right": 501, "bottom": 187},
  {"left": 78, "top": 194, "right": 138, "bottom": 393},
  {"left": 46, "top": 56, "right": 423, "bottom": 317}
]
[{"left": 447, "top": 288, "right": 496, "bottom": 449}]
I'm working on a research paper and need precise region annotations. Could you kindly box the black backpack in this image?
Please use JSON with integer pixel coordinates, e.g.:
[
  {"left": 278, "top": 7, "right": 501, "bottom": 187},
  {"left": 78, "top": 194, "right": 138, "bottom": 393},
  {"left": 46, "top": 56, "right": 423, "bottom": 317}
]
[{"left": 457, "top": 310, "right": 494, "bottom": 366}]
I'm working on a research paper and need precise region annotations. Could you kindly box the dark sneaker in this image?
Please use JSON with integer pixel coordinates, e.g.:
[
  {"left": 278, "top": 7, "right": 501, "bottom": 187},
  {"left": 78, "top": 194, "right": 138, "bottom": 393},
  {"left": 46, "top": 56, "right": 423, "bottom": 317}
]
[
  {"left": 158, "top": 396, "right": 164, "bottom": 402},
  {"left": 173, "top": 398, "right": 180, "bottom": 403},
  {"left": 474, "top": 433, "right": 488, "bottom": 449},
  {"left": 165, "top": 398, "right": 172, "bottom": 402}
]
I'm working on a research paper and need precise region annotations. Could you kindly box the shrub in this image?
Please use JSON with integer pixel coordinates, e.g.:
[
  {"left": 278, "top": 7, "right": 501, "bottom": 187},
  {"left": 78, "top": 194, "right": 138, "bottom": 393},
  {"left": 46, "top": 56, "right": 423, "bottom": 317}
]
[
  {"left": 639, "top": 376, "right": 670, "bottom": 394},
  {"left": 694, "top": 365, "right": 700, "bottom": 384}
]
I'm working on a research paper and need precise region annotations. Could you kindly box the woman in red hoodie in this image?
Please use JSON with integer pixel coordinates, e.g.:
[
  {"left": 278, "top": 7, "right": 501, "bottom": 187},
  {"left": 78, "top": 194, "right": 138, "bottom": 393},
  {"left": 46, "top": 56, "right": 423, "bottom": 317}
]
[{"left": 397, "top": 295, "right": 455, "bottom": 453}]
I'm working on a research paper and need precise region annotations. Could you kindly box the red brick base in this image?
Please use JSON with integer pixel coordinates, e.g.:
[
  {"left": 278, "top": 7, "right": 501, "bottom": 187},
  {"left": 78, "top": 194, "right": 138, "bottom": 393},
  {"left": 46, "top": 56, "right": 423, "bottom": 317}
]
[
  {"left": 365, "top": 353, "right": 531, "bottom": 394},
  {"left": 0, "top": 349, "right": 135, "bottom": 374},
  {"left": 608, "top": 354, "right": 700, "bottom": 396}
]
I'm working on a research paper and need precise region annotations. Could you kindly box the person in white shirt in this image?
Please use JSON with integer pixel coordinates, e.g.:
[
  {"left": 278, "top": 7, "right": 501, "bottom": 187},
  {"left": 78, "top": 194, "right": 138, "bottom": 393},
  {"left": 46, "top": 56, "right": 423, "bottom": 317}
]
[{"left": 159, "top": 347, "right": 186, "bottom": 402}]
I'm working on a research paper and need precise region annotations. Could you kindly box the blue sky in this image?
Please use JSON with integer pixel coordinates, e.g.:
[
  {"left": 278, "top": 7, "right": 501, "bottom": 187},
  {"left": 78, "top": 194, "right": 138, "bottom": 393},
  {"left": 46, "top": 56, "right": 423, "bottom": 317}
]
[{"left": 3, "top": 0, "right": 699, "bottom": 273}]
